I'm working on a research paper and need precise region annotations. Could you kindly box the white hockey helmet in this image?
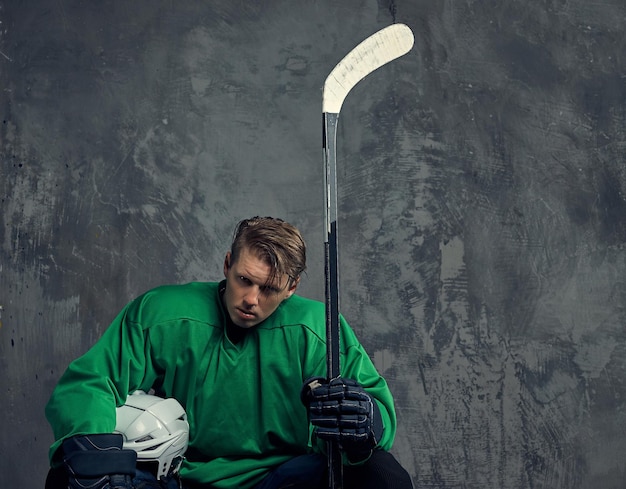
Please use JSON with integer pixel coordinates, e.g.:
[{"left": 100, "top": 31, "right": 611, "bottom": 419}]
[{"left": 114, "top": 391, "right": 189, "bottom": 479}]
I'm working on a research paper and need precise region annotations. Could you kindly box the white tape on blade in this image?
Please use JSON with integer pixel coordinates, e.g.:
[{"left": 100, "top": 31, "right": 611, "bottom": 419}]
[{"left": 322, "top": 24, "right": 415, "bottom": 114}]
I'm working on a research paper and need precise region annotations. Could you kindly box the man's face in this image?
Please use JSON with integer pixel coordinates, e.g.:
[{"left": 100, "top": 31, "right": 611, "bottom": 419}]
[{"left": 223, "top": 247, "right": 298, "bottom": 328}]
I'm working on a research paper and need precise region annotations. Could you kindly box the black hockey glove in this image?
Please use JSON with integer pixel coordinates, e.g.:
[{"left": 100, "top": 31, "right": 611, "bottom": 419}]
[
  {"left": 301, "top": 377, "right": 384, "bottom": 462},
  {"left": 62, "top": 434, "right": 136, "bottom": 489}
]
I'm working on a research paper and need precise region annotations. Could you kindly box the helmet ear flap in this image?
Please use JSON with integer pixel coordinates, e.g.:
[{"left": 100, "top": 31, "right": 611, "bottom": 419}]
[{"left": 114, "top": 391, "right": 189, "bottom": 479}]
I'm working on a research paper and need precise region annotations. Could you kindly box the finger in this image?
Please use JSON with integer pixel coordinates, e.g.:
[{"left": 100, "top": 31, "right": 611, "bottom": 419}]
[
  {"left": 309, "top": 384, "right": 345, "bottom": 402},
  {"left": 310, "top": 415, "right": 340, "bottom": 428},
  {"left": 309, "top": 400, "right": 341, "bottom": 415},
  {"left": 339, "top": 400, "right": 370, "bottom": 415},
  {"left": 337, "top": 414, "right": 369, "bottom": 428}
]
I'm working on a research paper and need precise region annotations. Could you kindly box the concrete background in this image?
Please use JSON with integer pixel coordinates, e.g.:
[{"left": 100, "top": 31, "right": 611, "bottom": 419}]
[{"left": 2, "top": 0, "right": 626, "bottom": 487}]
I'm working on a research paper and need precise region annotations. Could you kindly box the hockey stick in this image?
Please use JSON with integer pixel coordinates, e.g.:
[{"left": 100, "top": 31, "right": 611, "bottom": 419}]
[{"left": 322, "top": 23, "right": 414, "bottom": 489}]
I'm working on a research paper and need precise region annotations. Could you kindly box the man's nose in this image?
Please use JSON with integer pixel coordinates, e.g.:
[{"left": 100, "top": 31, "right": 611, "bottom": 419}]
[{"left": 243, "top": 287, "right": 260, "bottom": 307}]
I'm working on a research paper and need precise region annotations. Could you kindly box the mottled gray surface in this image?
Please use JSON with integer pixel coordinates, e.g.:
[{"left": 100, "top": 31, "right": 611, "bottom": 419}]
[{"left": 2, "top": 1, "right": 626, "bottom": 487}]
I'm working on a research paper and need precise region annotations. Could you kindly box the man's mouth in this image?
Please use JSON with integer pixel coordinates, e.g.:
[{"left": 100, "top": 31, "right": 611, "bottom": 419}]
[{"left": 235, "top": 307, "right": 256, "bottom": 320}]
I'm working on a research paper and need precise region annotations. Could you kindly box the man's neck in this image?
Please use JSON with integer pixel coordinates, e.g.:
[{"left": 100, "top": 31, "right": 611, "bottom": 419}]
[{"left": 225, "top": 317, "right": 246, "bottom": 344}]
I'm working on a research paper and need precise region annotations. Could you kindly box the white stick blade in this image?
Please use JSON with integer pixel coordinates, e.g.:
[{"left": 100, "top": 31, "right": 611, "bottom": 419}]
[{"left": 322, "top": 23, "right": 414, "bottom": 114}]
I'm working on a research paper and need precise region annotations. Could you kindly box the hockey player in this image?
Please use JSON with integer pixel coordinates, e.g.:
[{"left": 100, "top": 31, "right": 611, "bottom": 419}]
[{"left": 45, "top": 216, "right": 412, "bottom": 489}]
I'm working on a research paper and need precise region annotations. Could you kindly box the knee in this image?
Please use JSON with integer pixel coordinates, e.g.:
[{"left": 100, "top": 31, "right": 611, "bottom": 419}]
[{"left": 347, "top": 450, "right": 413, "bottom": 489}]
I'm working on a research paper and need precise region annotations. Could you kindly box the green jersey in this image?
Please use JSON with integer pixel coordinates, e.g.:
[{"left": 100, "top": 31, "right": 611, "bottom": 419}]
[{"left": 46, "top": 281, "right": 397, "bottom": 488}]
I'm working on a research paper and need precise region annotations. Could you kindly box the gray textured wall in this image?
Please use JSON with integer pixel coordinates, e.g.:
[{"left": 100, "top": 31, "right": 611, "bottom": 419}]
[{"left": 2, "top": 1, "right": 626, "bottom": 487}]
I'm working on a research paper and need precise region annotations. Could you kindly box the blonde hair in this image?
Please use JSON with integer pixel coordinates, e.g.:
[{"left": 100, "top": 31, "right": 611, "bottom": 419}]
[{"left": 230, "top": 216, "right": 307, "bottom": 286}]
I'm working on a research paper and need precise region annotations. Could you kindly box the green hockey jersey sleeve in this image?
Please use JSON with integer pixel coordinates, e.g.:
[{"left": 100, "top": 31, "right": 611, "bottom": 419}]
[
  {"left": 306, "top": 314, "right": 398, "bottom": 463},
  {"left": 44, "top": 294, "right": 165, "bottom": 464}
]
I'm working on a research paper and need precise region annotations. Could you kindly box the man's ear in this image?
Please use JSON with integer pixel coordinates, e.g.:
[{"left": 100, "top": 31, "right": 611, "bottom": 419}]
[
  {"left": 223, "top": 252, "right": 232, "bottom": 277},
  {"left": 285, "top": 276, "right": 300, "bottom": 298}
]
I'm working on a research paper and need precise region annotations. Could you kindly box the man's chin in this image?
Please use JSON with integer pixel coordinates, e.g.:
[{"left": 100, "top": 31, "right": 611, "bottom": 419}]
[{"left": 233, "top": 320, "right": 258, "bottom": 329}]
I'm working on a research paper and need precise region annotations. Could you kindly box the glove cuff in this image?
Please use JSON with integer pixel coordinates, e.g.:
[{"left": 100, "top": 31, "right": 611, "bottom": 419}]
[
  {"left": 371, "top": 398, "right": 384, "bottom": 444},
  {"left": 343, "top": 396, "right": 384, "bottom": 463},
  {"left": 63, "top": 434, "right": 136, "bottom": 478}
]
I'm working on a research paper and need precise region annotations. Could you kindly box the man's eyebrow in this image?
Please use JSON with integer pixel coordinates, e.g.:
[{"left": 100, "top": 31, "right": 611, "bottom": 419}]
[{"left": 262, "top": 276, "right": 288, "bottom": 292}]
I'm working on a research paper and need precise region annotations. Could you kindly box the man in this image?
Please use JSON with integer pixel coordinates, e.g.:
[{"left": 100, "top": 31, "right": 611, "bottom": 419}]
[{"left": 45, "top": 216, "right": 413, "bottom": 489}]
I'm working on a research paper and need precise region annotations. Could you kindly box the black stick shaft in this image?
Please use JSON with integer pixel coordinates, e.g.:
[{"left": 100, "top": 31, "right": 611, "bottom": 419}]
[
  {"left": 319, "top": 24, "right": 413, "bottom": 489},
  {"left": 323, "top": 111, "right": 343, "bottom": 489},
  {"left": 323, "top": 112, "right": 341, "bottom": 379}
]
